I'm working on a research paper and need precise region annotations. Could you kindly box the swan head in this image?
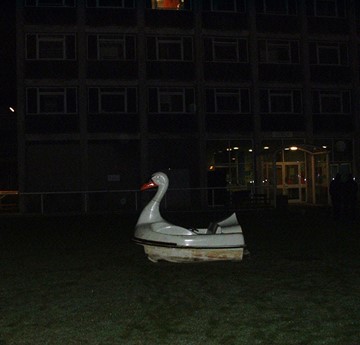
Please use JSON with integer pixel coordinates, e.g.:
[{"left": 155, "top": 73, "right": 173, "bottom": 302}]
[{"left": 141, "top": 171, "right": 169, "bottom": 191}]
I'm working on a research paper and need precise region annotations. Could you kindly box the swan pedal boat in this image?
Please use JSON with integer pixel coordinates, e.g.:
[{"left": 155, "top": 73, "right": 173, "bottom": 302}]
[{"left": 133, "top": 172, "right": 246, "bottom": 263}]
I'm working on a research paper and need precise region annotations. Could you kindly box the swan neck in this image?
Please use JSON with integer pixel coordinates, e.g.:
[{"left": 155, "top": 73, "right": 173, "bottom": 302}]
[{"left": 136, "top": 183, "right": 167, "bottom": 225}]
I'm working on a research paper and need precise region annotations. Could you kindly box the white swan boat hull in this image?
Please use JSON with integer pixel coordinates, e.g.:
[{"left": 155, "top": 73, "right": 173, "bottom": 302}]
[
  {"left": 133, "top": 172, "right": 246, "bottom": 263},
  {"left": 133, "top": 213, "right": 245, "bottom": 263},
  {"left": 141, "top": 245, "right": 244, "bottom": 263}
]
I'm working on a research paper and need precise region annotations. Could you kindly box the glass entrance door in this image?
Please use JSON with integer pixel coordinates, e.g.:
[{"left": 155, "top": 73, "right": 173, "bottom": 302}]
[
  {"left": 264, "top": 162, "right": 306, "bottom": 203},
  {"left": 281, "top": 163, "right": 306, "bottom": 202}
]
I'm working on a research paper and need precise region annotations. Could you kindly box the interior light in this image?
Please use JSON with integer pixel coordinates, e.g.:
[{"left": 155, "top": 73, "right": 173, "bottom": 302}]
[
  {"left": 9, "top": 107, "right": 15, "bottom": 112},
  {"left": 233, "top": 146, "right": 239, "bottom": 150},
  {"left": 322, "top": 145, "right": 327, "bottom": 149},
  {"left": 290, "top": 146, "right": 298, "bottom": 151},
  {"left": 264, "top": 146, "right": 269, "bottom": 150},
  {"left": 248, "top": 149, "right": 253, "bottom": 152}
]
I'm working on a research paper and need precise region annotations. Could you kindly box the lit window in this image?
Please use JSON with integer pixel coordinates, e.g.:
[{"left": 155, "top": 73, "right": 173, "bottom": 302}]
[{"left": 150, "top": 0, "right": 188, "bottom": 10}]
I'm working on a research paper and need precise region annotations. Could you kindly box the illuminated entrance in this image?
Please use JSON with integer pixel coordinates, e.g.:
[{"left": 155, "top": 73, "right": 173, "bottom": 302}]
[
  {"left": 263, "top": 162, "right": 306, "bottom": 202},
  {"left": 261, "top": 145, "right": 330, "bottom": 205}
]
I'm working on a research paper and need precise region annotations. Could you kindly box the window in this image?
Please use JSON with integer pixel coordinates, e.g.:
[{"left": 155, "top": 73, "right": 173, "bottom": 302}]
[
  {"left": 87, "top": 34, "right": 136, "bottom": 60},
  {"left": 207, "top": 140, "right": 254, "bottom": 187},
  {"left": 312, "top": 90, "right": 351, "bottom": 113},
  {"left": 206, "top": 88, "right": 250, "bottom": 113},
  {"left": 88, "top": 87, "right": 137, "bottom": 114},
  {"left": 204, "top": 37, "right": 248, "bottom": 62},
  {"left": 147, "top": 36, "right": 193, "bottom": 61},
  {"left": 260, "top": 89, "right": 302, "bottom": 113},
  {"left": 86, "top": 0, "right": 135, "bottom": 8},
  {"left": 26, "top": 88, "right": 77, "bottom": 114},
  {"left": 314, "top": 0, "right": 338, "bottom": 17},
  {"left": 148, "top": 88, "right": 195, "bottom": 113},
  {"left": 258, "top": 39, "right": 299, "bottom": 64},
  {"left": 310, "top": 42, "right": 348, "bottom": 66},
  {"left": 26, "top": 34, "right": 76, "bottom": 60},
  {"left": 25, "top": 0, "right": 75, "bottom": 7},
  {"left": 256, "top": 0, "right": 297, "bottom": 15},
  {"left": 203, "top": 0, "right": 246, "bottom": 12},
  {"left": 148, "top": 0, "right": 191, "bottom": 10}
]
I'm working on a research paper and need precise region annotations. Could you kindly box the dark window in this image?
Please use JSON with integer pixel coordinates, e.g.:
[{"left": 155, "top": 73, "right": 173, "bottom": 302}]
[
  {"left": 88, "top": 87, "right": 137, "bottom": 113},
  {"left": 206, "top": 88, "right": 250, "bottom": 113},
  {"left": 26, "top": 87, "right": 77, "bottom": 114},
  {"left": 204, "top": 37, "right": 248, "bottom": 62},
  {"left": 26, "top": 34, "right": 76, "bottom": 60},
  {"left": 314, "top": 0, "right": 343, "bottom": 17},
  {"left": 204, "top": 0, "right": 246, "bottom": 12},
  {"left": 147, "top": 36, "right": 193, "bottom": 61},
  {"left": 256, "top": 0, "right": 297, "bottom": 15},
  {"left": 258, "top": 39, "right": 299, "bottom": 64},
  {"left": 86, "top": 0, "right": 135, "bottom": 8},
  {"left": 310, "top": 42, "right": 348, "bottom": 66},
  {"left": 25, "top": 0, "right": 75, "bottom": 6},
  {"left": 87, "top": 34, "right": 136, "bottom": 60},
  {"left": 312, "top": 90, "right": 350, "bottom": 113},
  {"left": 148, "top": 87, "right": 195, "bottom": 113},
  {"left": 260, "top": 89, "right": 302, "bottom": 113}
]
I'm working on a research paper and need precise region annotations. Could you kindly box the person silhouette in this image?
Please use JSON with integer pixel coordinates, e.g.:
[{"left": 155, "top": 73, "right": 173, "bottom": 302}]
[
  {"left": 329, "top": 173, "right": 342, "bottom": 219},
  {"left": 342, "top": 173, "right": 358, "bottom": 220}
]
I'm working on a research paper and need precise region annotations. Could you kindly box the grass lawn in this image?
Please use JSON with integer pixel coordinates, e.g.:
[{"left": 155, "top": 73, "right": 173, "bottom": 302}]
[{"left": 0, "top": 207, "right": 359, "bottom": 345}]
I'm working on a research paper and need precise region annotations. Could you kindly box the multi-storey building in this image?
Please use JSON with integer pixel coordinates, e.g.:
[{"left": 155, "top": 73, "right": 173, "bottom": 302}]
[
  {"left": 16, "top": 0, "right": 360, "bottom": 212},
  {"left": 1, "top": 0, "right": 16, "bottom": 193}
]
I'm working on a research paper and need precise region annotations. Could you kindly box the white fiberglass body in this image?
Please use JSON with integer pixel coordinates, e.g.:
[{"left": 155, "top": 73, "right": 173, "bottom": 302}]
[{"left": 133, "top": 172, "right": 245, "bottom": 263}]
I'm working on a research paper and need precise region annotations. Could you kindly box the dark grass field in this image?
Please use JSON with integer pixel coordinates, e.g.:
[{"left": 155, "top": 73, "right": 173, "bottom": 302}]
[{"left": 1, "top": 206, "right": 360, "bottom": 345}]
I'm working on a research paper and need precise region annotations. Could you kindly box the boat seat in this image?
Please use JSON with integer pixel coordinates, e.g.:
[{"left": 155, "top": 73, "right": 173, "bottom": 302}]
[{"left": 207, "top": 222, "right": 219, "bottom": 234}]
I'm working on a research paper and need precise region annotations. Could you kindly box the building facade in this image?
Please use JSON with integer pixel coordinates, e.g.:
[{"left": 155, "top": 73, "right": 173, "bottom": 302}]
[{"left": 16, "top": 0, "right": 360, "bottom": 212}]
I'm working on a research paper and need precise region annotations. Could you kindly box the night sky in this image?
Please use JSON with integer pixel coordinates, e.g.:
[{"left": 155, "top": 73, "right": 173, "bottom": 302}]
[{"left": 0, "top": 0, "right": 16, "bottom": 114}]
